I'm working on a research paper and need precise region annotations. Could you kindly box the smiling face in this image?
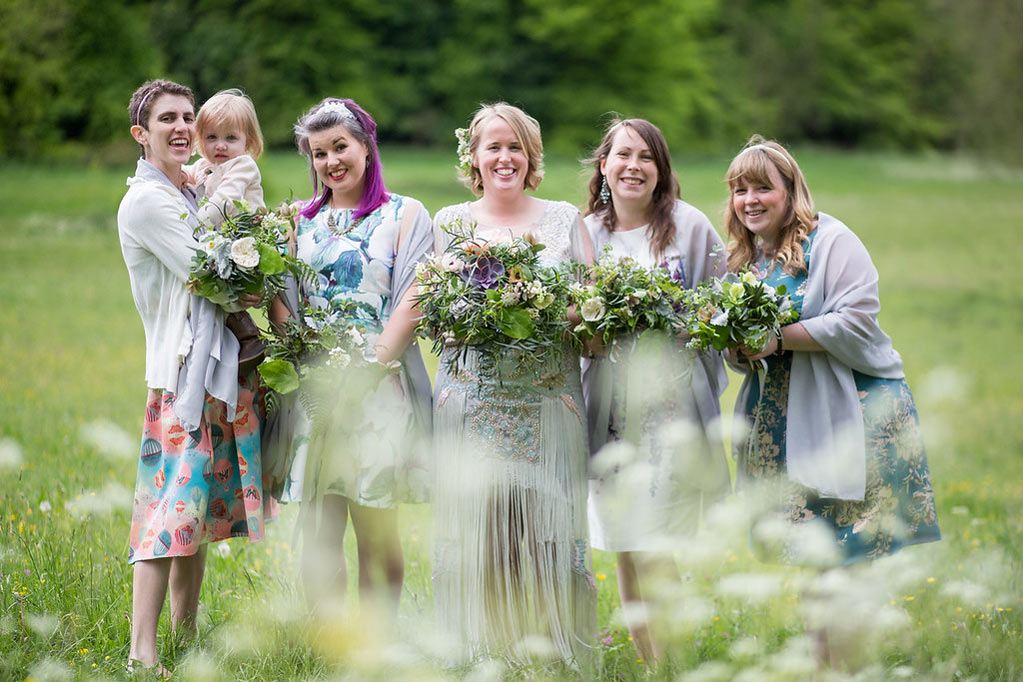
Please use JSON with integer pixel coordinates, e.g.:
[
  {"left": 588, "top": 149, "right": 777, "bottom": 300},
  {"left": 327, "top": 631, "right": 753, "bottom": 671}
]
[
  {"left": 474, "top": 116, "right": 529, "bottom": 195},
  {"left": 200, "top": 124, "right": 248, "bottom": 165},
  {"left": 600, "top": 125, "right": 658, "bottom": 210},
  {"left": 132, "top": 94, "right": 195, "bottom": 178},
  {"left": 730, "top": 161, "right": 790, "bottom": 245},
  {"left": 308, "top": 125, "right": 368, "bottom": 208}
]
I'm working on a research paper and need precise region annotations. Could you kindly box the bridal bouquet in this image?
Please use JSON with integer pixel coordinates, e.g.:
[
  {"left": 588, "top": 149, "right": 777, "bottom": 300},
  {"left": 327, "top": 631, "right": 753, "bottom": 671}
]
[
  {"left": 414, "top": 219, "right": 573, "bottom": 373},
  {"left": 569, "top": 249, "right": 692, "bottom": 354},
  {"left": 187, "top": 200, "right": 305, "bottom": 312},
  {"left": 686, "top": 270, "right": 798, "bottom": 354}
]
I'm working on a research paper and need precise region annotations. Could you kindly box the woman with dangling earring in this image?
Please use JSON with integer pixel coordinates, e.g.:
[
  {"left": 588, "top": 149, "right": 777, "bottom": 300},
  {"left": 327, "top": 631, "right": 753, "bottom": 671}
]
[{"left": 581, "top": 117, "right": 731, "bottom": 664}]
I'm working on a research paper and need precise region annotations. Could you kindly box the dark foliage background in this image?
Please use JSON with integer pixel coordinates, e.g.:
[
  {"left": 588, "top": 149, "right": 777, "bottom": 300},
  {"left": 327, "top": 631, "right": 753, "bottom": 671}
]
[{"left": 0, "top": 0, "right": 1019, "bottom": 162}]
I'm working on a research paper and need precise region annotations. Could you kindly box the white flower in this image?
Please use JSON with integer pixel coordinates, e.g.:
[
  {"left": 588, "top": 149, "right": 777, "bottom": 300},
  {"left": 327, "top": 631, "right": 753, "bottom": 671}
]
[
  {"left": 215, "top": 542, "right": 231, "bottom": 558},
  {"left": 580, "top": 297, "right": 606, "bottom": 322},
  {"left": 38, "top": 500, "right": 51, "bottom": 513},
  {"left": 328, "top": 347, "right": 351, "bottom": 369},
  {"left": 346, "top": 327, "right": 365, "bottom": 346},
  {"left": 711, "top": 310, "right": 730, "bottom": 326},
  {"left": 526, "top": 308, "right": 540, "bottom": 319},
  {"left": 440, "top": 251, "right": 465, "bottom": 273},
  {"left": 200, "top": 233, "right": 228, "bottom": 255},
  {"left": 500, "top": 288, "right": 521, "bottom": 306},
  {"left": 229, "top": 237, "right": 260, "bottom": 269},
  {"left": 450, "top": 299, "right": 470, "bottom": 319}
]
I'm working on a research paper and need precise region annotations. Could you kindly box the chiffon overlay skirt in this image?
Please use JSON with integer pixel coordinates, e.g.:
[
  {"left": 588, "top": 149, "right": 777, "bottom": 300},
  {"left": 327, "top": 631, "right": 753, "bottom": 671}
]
[
  {"left": 432, "top": 346, "right": 596, "bottom": 668},
  {"left": 128, "top": 373, "right": 274, "bottom": 563}
]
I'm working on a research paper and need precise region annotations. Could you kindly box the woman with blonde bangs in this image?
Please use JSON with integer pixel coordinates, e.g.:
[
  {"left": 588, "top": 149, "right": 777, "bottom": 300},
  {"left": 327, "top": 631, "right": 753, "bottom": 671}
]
[
  {"left": 431, "top": 102, "right": 596, "bottom": 668},
  {"left": 581, "top": 118, "right": 731, "bottom": 664},
  {"left": 725, "top": 135, "right": 939, "bottom": 569}
]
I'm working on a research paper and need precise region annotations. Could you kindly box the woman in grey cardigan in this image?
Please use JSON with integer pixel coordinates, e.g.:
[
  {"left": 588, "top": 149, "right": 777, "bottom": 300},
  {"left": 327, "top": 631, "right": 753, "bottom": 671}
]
[
  {"left": 726, "top": 135, "right": 939, "bottom": 566},
  {"left": 582, "top": 118, "right": 731, "bottom": 663}
]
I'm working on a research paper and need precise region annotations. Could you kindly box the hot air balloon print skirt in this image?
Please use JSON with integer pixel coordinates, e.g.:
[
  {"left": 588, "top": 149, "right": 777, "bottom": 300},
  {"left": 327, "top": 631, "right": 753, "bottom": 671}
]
[{"left": 127, "top": 374, "right": 274, "bottom": 563}]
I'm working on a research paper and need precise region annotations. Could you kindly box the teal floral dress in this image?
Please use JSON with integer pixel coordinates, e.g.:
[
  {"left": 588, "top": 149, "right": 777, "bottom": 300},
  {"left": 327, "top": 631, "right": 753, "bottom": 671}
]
[
  {"left": 284, "top": 195, "right": 428, "bottom": 508},
  {"left": 742, "top": 231, "right": 940, "bottom": 564}
]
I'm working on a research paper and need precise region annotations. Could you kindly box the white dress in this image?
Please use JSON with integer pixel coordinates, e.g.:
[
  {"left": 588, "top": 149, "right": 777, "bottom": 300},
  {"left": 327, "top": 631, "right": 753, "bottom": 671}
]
[
  {"left": 583, "top": 200, "right": 731, "bottom": 552},
  {"left": 431, "top": 200, "right": 596, "bottom": 668}
]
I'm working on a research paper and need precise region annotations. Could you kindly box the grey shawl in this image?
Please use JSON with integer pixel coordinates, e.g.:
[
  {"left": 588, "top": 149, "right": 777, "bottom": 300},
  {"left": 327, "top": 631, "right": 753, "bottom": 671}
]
[
  {"left": 582, "top": 201, "right": 730, "bottom": 494},
  {"left": 736, "top": 213, "right": 903, "bottom": 500},
  {"left": 130, "top": 160, "right": 240, "bottom": 431},
  {"left": 384, "top": 198, "right": 435, "bottom": 433}
]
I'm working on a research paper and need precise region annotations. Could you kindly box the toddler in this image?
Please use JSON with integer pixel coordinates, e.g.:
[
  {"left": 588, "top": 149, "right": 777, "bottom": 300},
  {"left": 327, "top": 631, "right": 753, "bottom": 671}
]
[
  {"left": 188, "top": 88, "right": 266, "bottom": 225},
  {"left": 188, "top": 89, "right": 267, "bottom": 371}
]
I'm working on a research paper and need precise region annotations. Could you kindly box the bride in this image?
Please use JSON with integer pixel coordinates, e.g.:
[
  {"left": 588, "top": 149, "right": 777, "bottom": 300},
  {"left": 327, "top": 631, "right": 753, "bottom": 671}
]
[{"left": 431, "top": 103, "right": 596, "bottom": 668}]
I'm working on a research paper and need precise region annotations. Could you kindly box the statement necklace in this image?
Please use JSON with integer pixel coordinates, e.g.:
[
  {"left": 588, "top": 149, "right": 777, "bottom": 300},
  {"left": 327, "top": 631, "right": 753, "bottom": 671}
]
[{"left": 326, "top": 207, "right": 361, "bottom": 236}]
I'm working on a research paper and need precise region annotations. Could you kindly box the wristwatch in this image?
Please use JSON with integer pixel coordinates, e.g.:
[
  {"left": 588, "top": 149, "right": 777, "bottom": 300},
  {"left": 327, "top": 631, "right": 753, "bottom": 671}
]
[{"left": 772, "top": 328, "right": 786, "bottom": 356}]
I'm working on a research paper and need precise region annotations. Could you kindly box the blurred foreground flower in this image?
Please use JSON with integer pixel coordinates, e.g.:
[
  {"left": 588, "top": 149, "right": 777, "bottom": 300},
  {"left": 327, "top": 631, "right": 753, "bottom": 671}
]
[
  {"left": 26, "top": 656, "right": 70, "bottom": 681},
  {"left": 25, "top": 612, "right": 59, "bottom": 638},
  {"left": 64, "top": 482, "right": 131, "bottom": 518},
  {"left": 79, "top": 419, "right": 136, "bottom": 460},
  {"left": 0, "top": 438, "right": 24, "bottom": 469}
]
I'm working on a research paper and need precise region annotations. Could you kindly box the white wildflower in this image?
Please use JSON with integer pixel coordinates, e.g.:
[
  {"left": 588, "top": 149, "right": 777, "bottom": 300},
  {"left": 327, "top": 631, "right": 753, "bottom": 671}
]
[
  {"left": 215, "top": 542, "right": 231, "bottom": 558},
  {"left": 80, "top": 419, "right": 135, "bottom": 461},
  {"left": 26, "top": 657, "right": 69, "bottom": 682},
  {"left": 229, "top": 236, "right": 260, "bottom": 269},
  {"left": 716, "top": 572, "right": 784, "bottom": 603},
  {"left": 0, "top": 438, "right": 24, "bottom": 469},
  {"left": 26, "top": 613, "right": 59, "bottom": 638},
  {"left": 38, "top": 500, "right": 51, "bottom": 513}
]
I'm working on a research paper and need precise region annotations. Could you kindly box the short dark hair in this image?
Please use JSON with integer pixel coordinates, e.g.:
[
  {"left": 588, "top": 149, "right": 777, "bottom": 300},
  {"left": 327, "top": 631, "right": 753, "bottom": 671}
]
[{"left": 127, "top": 79, "right": 195, "bottom": 155}]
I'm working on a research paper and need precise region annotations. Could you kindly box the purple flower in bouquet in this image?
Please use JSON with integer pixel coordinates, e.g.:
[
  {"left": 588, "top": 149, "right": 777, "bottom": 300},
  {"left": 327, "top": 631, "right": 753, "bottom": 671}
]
[{"left": 463, "top": 255, "right": 505, "bottom": 289}]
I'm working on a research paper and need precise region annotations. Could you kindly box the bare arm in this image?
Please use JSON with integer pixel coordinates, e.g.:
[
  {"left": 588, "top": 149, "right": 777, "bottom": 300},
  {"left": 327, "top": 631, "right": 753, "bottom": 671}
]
[{"left": 374, "top": 284, "right": 421, "bottom": 364}]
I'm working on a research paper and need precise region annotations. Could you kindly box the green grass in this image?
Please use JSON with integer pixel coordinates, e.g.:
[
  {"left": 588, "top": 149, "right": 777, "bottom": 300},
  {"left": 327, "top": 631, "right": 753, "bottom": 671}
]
[{"left": 0, "top": 148, "right": 1021, "bottom": 680}]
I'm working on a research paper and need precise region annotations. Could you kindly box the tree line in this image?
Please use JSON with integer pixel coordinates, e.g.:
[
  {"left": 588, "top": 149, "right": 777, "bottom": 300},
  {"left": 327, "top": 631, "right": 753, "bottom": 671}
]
[{"left": 1, "top": 0, "right": 1019, "bottom": 162}]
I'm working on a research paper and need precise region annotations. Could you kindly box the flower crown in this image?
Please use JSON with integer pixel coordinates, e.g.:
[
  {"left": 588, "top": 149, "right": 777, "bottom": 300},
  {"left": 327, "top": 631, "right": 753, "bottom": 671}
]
[{"left": 455, "top": 127, "right": 473, "bottom": 176}]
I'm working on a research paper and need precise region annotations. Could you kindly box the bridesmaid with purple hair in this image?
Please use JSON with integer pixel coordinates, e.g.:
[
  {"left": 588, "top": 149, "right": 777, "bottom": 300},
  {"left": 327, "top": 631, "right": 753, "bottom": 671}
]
[{"left": 271, "top": 98, "right": 434, "bottom": 614}]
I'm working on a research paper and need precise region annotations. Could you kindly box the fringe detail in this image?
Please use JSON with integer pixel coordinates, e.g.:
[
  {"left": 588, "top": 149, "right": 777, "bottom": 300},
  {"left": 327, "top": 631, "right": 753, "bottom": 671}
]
[{"left": 432, "top": 347, "right": 596, "bottom": 669}]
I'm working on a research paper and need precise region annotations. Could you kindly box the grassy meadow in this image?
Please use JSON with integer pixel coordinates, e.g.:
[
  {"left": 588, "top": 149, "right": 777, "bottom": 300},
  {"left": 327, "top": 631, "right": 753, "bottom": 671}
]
[{"left": 0, "top": 147, "right": 1021, "bottom": 680}]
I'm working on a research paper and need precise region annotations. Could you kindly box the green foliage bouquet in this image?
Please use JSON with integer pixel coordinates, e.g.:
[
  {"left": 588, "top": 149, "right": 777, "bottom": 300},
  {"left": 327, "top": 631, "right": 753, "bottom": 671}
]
[
  {"left": 187, "top": 200, "right": 306, "bottom": 312},
  {"left": 569, "top": 249, "right": 692, "bottom": 356},
  {"left": 257, "top": 301, "right": 396, "bottom": 420},
  {"left": 414, "top": 219, "right": 574, "bottom": 373},
  {"left": 686, "top": 270, "right": 799, "bottom": 354}
]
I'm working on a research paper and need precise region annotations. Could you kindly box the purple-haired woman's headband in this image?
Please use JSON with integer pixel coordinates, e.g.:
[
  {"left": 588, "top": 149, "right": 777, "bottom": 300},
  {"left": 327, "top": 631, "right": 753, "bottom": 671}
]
[{"left": 318, "top": 100, "right": 364, "bottom": 133}]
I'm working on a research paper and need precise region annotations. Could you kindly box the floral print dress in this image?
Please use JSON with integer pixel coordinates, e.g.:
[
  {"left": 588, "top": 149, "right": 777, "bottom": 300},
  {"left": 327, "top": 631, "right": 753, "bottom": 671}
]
[
  {"left": 741, "top": 230, "right": 940, "bottom": 564},
  {"left": 284, "top": 195, "right": 427, "bottom": 508}
]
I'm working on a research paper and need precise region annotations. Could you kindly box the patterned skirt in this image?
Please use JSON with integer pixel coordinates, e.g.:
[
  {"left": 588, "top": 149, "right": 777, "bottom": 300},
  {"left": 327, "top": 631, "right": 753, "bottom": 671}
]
[
  {"left": 127, "top": 375, "right": 274, "bottom": 563},
  {"left": 741, "top": 353, "right": 940, "bottom": 565}
]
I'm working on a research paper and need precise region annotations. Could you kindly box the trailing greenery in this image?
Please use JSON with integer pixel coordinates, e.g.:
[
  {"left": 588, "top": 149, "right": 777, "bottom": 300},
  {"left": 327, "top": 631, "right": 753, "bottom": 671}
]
[{"left": 0, "top": 0, "right": 1019, "bottom": 161}]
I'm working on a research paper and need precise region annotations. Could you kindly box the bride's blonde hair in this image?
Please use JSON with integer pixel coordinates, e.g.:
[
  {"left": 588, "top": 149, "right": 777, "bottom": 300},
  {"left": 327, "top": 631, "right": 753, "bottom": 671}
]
[{"left": 725, "top": 135, "right": 817, "bottom": 275}]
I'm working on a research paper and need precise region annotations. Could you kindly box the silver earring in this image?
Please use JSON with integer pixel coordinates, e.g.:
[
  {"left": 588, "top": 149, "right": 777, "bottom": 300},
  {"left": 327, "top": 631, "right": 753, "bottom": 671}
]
[{"left": 599, "top": 176, "right": 610, "bottom": 205}]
